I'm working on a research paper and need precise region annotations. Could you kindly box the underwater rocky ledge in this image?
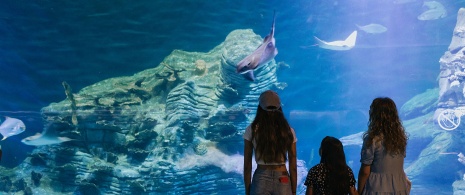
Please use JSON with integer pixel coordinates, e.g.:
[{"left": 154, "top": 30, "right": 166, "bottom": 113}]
[{"left": 0, "top": 29, "right": 307, "bottom": 194}]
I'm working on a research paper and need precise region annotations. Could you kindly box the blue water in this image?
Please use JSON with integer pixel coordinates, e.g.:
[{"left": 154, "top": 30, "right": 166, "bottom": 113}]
[{"left": 1, "top": 0, "right": 464, "bottom": 194}]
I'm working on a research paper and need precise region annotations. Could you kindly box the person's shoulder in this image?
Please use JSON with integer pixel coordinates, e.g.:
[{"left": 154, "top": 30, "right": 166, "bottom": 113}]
[
  {"left": 363, "top": 133, "right": 383, "bottom": 143},
  {"left": 310, "top": 163, "right": 325, "bottom": 171},
  {"left": 289, "top": 126, "right": 295, "bottom": 132},
  {"left": 243, "top": 124, "right": 253, "bottom": 139},
  {"left": 346, "top": 165, "right": 355, "bottom": 173}
]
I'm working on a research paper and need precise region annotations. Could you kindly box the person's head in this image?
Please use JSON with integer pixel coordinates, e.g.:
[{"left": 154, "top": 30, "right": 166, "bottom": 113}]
[
  {"left": 253, "top": 90, "right": 284, "bottom": 124},
  {"left": 259, "top": 90, "right": 281, "bottom": 111},
  {"left": 251, "top": 90, "right": 293, "bottom": 163},
  {"left": 319, "top": 136, "right": 351, "bottom": 194},
  {"left": 365, "top": 97, "right": 408, "bottom": 155},
  {"left": 369, "top": 97, "right": 400, "bottom": 127},
  {"left": 319, "top": 136, "right": 346, "bottom": 165}
]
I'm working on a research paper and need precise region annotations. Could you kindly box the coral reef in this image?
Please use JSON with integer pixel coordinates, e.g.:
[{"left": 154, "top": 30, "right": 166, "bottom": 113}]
[
  {"left": 194, "top": 59, "right": 208, "bottom": 76},
  {"left": 31, "top": 171, "right": 42, "bottom": 187},
  {"left": 1, "top": 29, "right": 298, "bottom": 194}
]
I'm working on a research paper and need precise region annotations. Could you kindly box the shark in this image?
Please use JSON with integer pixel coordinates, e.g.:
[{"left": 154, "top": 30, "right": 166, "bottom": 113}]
[
  {"left": 236, "top": 12, "right": 278, "bottom": 81},
  {"left": 314, "top": 31, "right": 357, "bottom": 51},
  {"left": 21, "top": 133, "right": 72, "bottom": 146},
  {"left": 21, "top": 123, "right": 72, "bottom": 146}
]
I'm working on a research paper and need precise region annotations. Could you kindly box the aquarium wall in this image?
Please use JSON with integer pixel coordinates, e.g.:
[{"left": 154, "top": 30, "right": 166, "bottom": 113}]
[{"left": 1, "top": 0, "right": 465, "bottom": 194}]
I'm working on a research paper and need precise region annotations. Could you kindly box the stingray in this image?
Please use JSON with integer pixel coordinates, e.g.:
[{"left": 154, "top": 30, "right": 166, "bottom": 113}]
[
  {"left": 21, "top": 123, "right": 72, "bottom": 146},
  {"left": 236, "top": 11, "right": 278, "bottom": 81},
  {"left": 314, "top": 31, "right": 357, "bottom": 51},
  {"left": 340, "top": 131, "right": 364, "bottom": 147}
]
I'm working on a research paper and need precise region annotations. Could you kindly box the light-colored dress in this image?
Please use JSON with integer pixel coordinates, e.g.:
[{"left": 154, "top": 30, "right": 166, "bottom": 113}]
[{"left": 360, "top": 136, "right": 410, "bottom": 195}]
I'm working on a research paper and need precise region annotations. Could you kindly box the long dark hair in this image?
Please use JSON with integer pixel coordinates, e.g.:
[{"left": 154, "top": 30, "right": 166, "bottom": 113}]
[
  {"left": 364, "top": 97, "right": 408, "bottom": 156},
  {"left": 319, "top": 136, "right": 351, "bottom": 194},
  {"left": 251, "top": 105, "right": 293, "bottom": 163}
]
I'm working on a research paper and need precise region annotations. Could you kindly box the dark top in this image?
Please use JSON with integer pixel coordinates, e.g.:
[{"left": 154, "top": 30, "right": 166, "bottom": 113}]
[{"left": 304, "top": 163, "right": 356, "bottom": 195}]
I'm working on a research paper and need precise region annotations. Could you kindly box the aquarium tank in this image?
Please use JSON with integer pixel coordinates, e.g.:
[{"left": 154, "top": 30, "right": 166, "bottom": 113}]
[{"left": 1, "top": 0, "right": 465, "bottom": 194}]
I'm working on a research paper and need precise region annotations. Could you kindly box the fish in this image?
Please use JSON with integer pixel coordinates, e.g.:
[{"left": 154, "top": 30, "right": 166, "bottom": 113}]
[
  {"left": 423, "top": 1, "right": 445, "bottom": 9},
  {"left": 21, "top": 123, "right": 72, "bottom": 146},
  {"left": 340, "top": 131, "right": 364, "bottom": 146},
  {"left": 417, "top": 1, "right": 446, "bottom": 20},
  {"left": 418, "top": 9, "right": 447, "bottom": 20},
  {"left": 458, "top": 152, "right": 465, "bottom": 166},
  {"left": 236, "top": 11, "right": 278, "bottom": 81},
  {"left": 356, "top": 24, "right": 387, "bottom": 34},
  {"left": 393, "top": 0, "right": 416, "bottom": 4},
  {"left": 439, "top": 152, "right": 459, "bottom": 155},
  {"left": 0, "top": 116, "right": 26, "bottom": 141},
  {"left": 314, "top": 31, "right": 357, "bottom": 51},
  {"left": 21, "top": 133, "right": 72, "bottom": 146}
]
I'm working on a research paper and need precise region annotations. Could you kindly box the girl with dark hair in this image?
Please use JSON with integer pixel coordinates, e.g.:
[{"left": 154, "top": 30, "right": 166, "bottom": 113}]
[
  {"left": 304, "top": 136, "right": 357, "bottom": 195},
  {"left": 243, "top": 90, "right": 297, "bottom": 195},
  {"left": 358, "top": 97, "right": 411, "bottom": 194}
]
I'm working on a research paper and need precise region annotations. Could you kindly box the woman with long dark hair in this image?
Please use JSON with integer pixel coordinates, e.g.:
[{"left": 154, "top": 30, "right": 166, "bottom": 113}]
[
  {"left": 358, "top": 97, "right": 411, "bottom": 194},
  {"left": 304, "top": 136, "right": 357, "bottom": 195},
  {"left": 243, "top": 90, "right": 297, "bottom": 195}
]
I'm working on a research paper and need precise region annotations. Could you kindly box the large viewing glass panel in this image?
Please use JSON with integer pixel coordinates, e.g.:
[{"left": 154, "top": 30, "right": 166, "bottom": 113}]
[{"left": 0, "top": 1, "right": 464, "bottom": 194}]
